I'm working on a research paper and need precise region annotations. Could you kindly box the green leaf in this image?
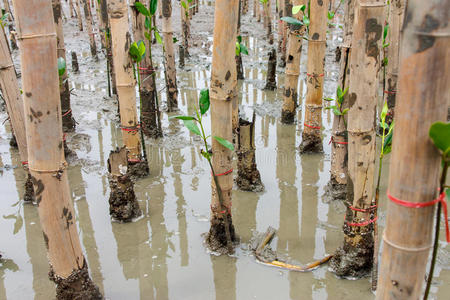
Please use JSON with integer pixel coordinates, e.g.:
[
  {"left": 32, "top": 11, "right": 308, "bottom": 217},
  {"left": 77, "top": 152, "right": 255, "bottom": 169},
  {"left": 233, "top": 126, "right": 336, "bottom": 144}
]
[
  {"left": 332, "top": 107, "right": 342, "bottom": 116},
  {"left": 201, "top": 150, "right": 211, "bottom": 161},
  {"left": 303, "top": 15, "right": 310, "bottom": 27},
  {"left": 292, "top": 5, "right": 301, "bottom": 15},
  {"left": 129, "top": 42, "right": 141, "bottom": 62},
  {"left": 327, "top": 11, "right": 335, "bottom": 20},
  {"left": 383, "top": 128, "right": 394, "bottom": 152},
  {"left": 324, "top": 97, "right": 334, "bottom": 101},
  {"left": 235, "top": 42, "right": 240, "bottom": 56},
  {"left": 213, "top": 136, "right": 235, "bottom": 151},
  {"left": 383, "top": 23, "right": 389, "bottom": 40},
  {"left": 337, "top": 86, "right": 343, "bottom": 100},
  {"left": 199, "top": 89, "right": 210, "bottom": 115},
  {"left": 57, "top": 57, "right": 66, "bottom": 77},
  {"left": 183, "top": 119, "right": 201, "bottom": 136},
  {"left": 381, "top": 101, "right": 388, "bottom": 122},
  {"left": 137, "top": 40, "right": 146, "bottom": 58},
  {"left": 181, "top": 1, "right": 188, "bottom": 10},
  {"left": 239, "top": 43, "right": 248, "bottom": 55},
  {"left": 145, "top": 16, "right": 151, "bottom": 30},
  {"left": 154, "top": 30, "right": 163, "bottom": 45},
  {"left": 173, "top": 37, "right": 179, "bottom": 43},
  {"left": 342, "top": 108, "right": 349, "bottom": 115},
  {"left": 150, "top": 0, "right": 158, "bottom": 15},
  {"left": 134, "top": 2, "right": 150, "bottom": 16},
  {"left": 281, "top": 16, "right": 304, "bottom": 26},
  {"left": 144, "top": 32, "right": 151, "bottom": 41},
  {"left": 429, "top": 122, "right": 450, "bottom": 154},
  {"left": 237, "top": 35, "right": 242, "bottom": 43},
  {"left": 446, "top": 188, "right": 450, "bottom": 202},
  {"left": 169, "top": 115, "right": 196, "bottom": 121}
]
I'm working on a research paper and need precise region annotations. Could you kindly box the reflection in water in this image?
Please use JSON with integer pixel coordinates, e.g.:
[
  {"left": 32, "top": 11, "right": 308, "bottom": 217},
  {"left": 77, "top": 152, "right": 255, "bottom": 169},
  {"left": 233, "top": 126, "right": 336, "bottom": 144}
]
[{"left": 211, "top": 255, "right": 237, "bottom": 300}]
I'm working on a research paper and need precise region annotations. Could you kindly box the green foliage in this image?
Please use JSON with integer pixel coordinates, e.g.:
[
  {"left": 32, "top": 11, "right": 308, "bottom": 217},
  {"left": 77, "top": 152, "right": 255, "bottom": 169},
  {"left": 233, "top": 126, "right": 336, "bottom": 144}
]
[
  {"left": 281, "top": 16, "right": 304, "bottom": 27},
  {"left": 383, "top": 23, "right": 389, "bottom": 48},
  {"left": 292, "top": 4, "right": 306, "bottom": 15},
  {"left": 259, "top": 0, "right": 268, "bottom": 4},
  {"left": 379, "top": 101, "right": 394, "bottom": 156},
  {"left": 57, "top": 57, "right": 66, "bottom": 77},
  {"left": 150, "top": 0, "right": 158, "bottom": 15},
  {"left": 135, "top": 2, "right": 150, "bottom": 16},
  {"left": 213, "top": 136, "right": 234, "bottom": 151},
  {"left": 429, "top": 122, "right": 450, "bottom": 158},
  {"left": 199, "top": 89, "right": 210, "bottom": 115},
  {"left": 0, "top": 11, "right": 9, "bottom": 29},
  {"left": 235, "top": 36, "right": 249, "bottom": 56},
  {"left": 324, "top": 86, "right": 348, "bottom": 117},
  {"left": 183, "top": 119, "right": 202, "bottom": 136},
  {"left": 154, "top": 29, "right": 163, "bottom": 45},
  {"left": 129, "top": 40, "right": 146, "bottom": 63},
  {"left": 327, "top": 11, "right": 335, "bottom": 20}
]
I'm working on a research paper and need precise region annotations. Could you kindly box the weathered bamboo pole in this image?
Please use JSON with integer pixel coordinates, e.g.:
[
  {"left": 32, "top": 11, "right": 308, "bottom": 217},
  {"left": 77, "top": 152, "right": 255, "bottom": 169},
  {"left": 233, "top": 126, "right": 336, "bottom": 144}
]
[
  {"left": 71, "top": 51, "right": 79, "bottom": 73},
  {"left": 263, "top": 0, "right": 274, "bottom": 44},
  {"left": 108, "top": 0, "right": 142, "bottom": 162},
  {"left": 52, "top": 0, "right": 76, "bottom": 132},
  {"left": 95, "top": 0, "right": 106, "bottom": 49},
  {"left": 12, "top": 0, "right": 102, "bottom": 297},
  {"left": 130, "top": 0, "right": 161, "bottom": 138},
  {"left": 100, "top": 0, "right": 117, "bottom": 95},
  {"left": 69, "top": 0, "right": 76, "bottom": 18},
  {"left": 83, "top": 0, "right": 98, "bottom": 59},
  {"left": 264, "top": 48, "right": 276, "bottom": 90},
  {"left": 281, "top": 0, "right": 305, "bottom": 124},
  {"left": 277, "top": 0, "right": 289, "bottom": 67},
  {"left": 299, "top": 0, "right": 328, "bottom": 153},
  {"left": 327, "top": 0, "right": 354, "bottom": 201},
  {"left": 242, "top": 0, "right": 248, "bottom": 14},
  {"left": 236, "top": 115, "right": 264, "bottom": 192},
  {"left": 181, "top": 0, "right": 190, "bottom": 55},
  {"left": 383, "top": 0, "right": 405, "bottom": 124},
  {"left": 75, "top": 0, "right": 83, "bottom": 31},
  {"left": 0, "top": 26, "right": 34, "bottom": 201},
  {"left": 162, "top": 0, "right": 178, "bottom": 111},
  {"left": 329, "top": 0, "right": 384, "bottom": 278},
  {"left": 256, "top": 0, "right": 261, "bottom": 22},
  {"left": 236, "top": 0, "right": 244, "bottom": 80},
  {"left": 206, "top": 0, "right": 239, "bottom": 254},
  {"left": 376, "top": 0, "right": 450, "bottom": 297}
]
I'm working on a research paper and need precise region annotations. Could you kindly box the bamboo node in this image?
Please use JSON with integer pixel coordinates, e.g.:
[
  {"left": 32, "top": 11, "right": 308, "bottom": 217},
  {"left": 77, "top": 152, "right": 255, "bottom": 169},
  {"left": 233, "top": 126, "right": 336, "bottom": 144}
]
[
  {"left": 382, "top": 232, "right": 432, "bottom": 252},
  {"left": 18, "top": 33, "right": 57, "bottom": 40},
  {"left": 412, "top": 31, "right": 450, "bottom": 38},
  {"left": 28, "top": 161, "right": 68, "bottom": 178},
  {"left": 0, "top": 64, "right": 14, "bottom": 70}
]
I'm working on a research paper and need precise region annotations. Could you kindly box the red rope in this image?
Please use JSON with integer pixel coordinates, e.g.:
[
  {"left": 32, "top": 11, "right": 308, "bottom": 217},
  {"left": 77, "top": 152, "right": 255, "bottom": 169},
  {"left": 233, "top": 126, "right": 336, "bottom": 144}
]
[
  {"left": 387, "top": 191, "right": 449, "bottom": 242},
  {"left": 139, "top": 67, "right": 155, "bottom": 75},
  {"left": 22, "top": 161, "right": 28, "bottom": 166},
  {"left": 349, "top": 205, "right": 377, "bottom": 213},
  {"left": 384, "top": 90, "right": 397, "bottom": 95},
  {"left": 306, "top": 73, "right": 324, "bottom": 77},
  {"left": 128, "top": 158, "right": 142, "bottom": 163},
  {"left": 304, "top": 123, "right": 321, "bottom": 129},
  {"left": 121, "top": 124, "right": 141, "bottom": 132},
  {"left": 63, "top": 133, "right": 67, "bottom": 142},
  {"left": 213, "top": 169, "right": 233, "bottom": 177},
  {"left": 347, "top": 216, "right": 378, "bottom": 227},
  {"left": 62, "top": 109, "right": 72, "bottom": 118},
  {"left": 329, "top": 136, "right": 348, "bottom": 145}
]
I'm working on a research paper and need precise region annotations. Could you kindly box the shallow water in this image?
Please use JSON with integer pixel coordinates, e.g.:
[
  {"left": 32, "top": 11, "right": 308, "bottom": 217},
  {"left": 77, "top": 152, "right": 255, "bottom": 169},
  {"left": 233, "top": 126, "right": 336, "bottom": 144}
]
[{"left": 0, "top": 1, "right": 449, "bottom": 299}]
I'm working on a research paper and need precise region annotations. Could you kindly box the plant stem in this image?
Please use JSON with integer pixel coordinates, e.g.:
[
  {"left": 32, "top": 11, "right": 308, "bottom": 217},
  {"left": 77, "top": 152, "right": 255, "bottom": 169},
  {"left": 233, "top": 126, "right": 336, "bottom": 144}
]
[
  {"left": 371, "top": 153, "right": 383, "bottom": 291},
  {"left": 424, "top": 160, "right": 448, "bottom": 299}
]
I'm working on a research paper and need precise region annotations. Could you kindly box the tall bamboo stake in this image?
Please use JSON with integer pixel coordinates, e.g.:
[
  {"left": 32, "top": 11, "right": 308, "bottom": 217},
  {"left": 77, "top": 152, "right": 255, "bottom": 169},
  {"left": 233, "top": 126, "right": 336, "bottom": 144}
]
[
  {"left": 383, "top": 0, "right": 405, "bottom": 123},
  {"left": 162, "top": 0, "right": 178, "bottom": 111},
  {"left": 83, "top": 0, "right": 98, "bottom": 59},
  {"left": 277, "top": 0, "right": 289, "bottom": 67},
  {"left": 0, "top": 26, "right": 34, "bottom": 201},
  {"left": 206, "top": 0, "right": 239, "bottom": 254},
  {"left": 329, "top": 0, "right": 385, "bottom": 278},
  {"left": 52, "top": 0, "right": 76, "bottom": 132},
  {"left": 100, "top": 0, "right": 117, "bottom": 95},
  {"left": 12, "top": 0, "right": 102, "bottom": 297},
  {"left": 236, "top": 0, "right": 244, "bottom": 80},
  {"left": 75, "top": 0, "right": 83, "bottom": 31},
  {"left": 281, "top": 0, "right": 305, "bottom": 124},
  {"left": 109, "top": 0, "right": 141, "bottom": 162},
  {"left": 327, "top": 0, "right": 355, "bottom": 200},
  {"left": 181, "top": 0, "right": 190, "bottom": 55},
  {"left": 299, "top": 0, "right": 328, "bottom": 153},
  {"left": 69, "top": 0, "right": 76, "bottom": 18},
  {"left": 263, "top": 0, "right": 273, "bottom": 44},
  {"left": 256, "top": 0, "right": 261, "bottom": 22},
  {"left": 376, "top": 0, "right": 450, "bottom": 297}
]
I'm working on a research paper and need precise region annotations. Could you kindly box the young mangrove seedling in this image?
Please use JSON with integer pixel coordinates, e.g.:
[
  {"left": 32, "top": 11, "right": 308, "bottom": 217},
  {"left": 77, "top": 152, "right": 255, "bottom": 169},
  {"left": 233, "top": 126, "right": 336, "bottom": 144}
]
[
  {"left": 424, "top": 121, "right": 450, "bottom": 300},
  {"left": 169, "top": 88, "right": 235, "bottom": 253},
  {"left": 235, "top": 35, "right": 248, "bottom": 80},
  {"left": 324, "top": 86, "right": 349, "bottom": 127},
  {"left": 281, "top": 3, "right": 308, "bottom": 39}
]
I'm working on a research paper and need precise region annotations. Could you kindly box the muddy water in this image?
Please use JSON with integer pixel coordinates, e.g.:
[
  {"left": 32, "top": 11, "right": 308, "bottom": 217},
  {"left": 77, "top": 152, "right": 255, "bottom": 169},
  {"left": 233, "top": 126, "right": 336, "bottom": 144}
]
[{"left": 1, "top": 1, "right": 449, "bottom": 300}]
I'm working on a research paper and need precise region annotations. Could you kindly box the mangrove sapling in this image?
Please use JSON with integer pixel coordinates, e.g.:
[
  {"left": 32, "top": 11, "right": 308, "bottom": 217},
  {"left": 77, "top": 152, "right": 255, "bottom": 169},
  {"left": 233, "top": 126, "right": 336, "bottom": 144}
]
[
  {"left": 170, "top": 89, "right": 236, "bottom": 253},
  {"left": 424, "top": 122, "right": 450, "bottom": 300},
  {"left": 133, "top": 0, "right": 163, "bottom": 138},
  {"left": 323, "top": 86, "right": 349, "bottom": 127},
  {"left": 371, "top": 101, "right": 394, "bottom": 291},
  {"left": 235, "top": 35, "right": 248, "bottom": 80},
  {"left": 280, "top": 1, "right": 306, "bottom": 124}
]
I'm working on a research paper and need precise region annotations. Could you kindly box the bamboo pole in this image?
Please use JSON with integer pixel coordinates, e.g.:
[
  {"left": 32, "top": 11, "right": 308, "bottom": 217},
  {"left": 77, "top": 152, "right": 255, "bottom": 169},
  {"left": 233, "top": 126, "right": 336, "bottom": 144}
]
[
  {"left": 236, "top": 0, "right": 244, "bottom": 80},
  {"left": 108, "top": 0, "right": 141, "bottom": 162},
  {"left": 75, "top": 0, "right": 83, "bottom": 31},
  {"left": 206, "top": 0, "right": 239, "bottom": 253},
  {"left": 69, "top": 0, "right": 76, "bottom": 18},
  {"left": 264, "top": 48, "right": 276, "bottom": 90},
  {"left": 383, "top": 0, "right": 405, "bottom": 123},
  {"left": 181, "top": 0, "right": 190, "bottom": 55},
  {"left": 162, "top": 0, "right": 178, "bottom": 111},
  {"left": 327, "top": 0, "right": 355, "bottom": 200},
  {"left": 299, "top": 0, "right": 328, "bottom": 153},
  {"left": 52, "top": 0, "right": 76, "bottom": 132},
  {"left": 281, "top": 0, "right": 305, "bottom": 124},
  {"left": 83, "top": 0, "right": 98, "bottom": 59},
  {"left": 277, "top": 0, "right": 289, "bottom": 67},
  {"left": 263, "top": 0, "right": 274, "bottom": 44},
  {"left": 376, "top": 0, "right": 450, "bottom": 297},
  {"left": 329, "top": 0, "right": 385, "bottom": 278},
  {"left": 12, "top": 0, "right": 102, "bottom": 297},
  {"left": 256, "top": 0, "right": 261, "bottom": 22},
  {"left": 100, "top": 0, "right": 117, "bottom": 95}
]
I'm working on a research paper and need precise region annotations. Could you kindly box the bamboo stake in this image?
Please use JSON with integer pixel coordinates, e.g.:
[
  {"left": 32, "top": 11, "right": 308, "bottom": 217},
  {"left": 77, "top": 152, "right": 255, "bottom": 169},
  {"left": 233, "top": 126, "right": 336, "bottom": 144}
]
[
  {"left": 263, "top": 0, "right": 273, "bottom": 44},
  {"left": 52, "top": 0, "right": 76, "bottom": 132},
  {"left": 329, "top": 0, "right": 385, "bottom": 278},
  {"left": 264, "top": 48, "right": 276, "bottom": 90},
  {"left": 206, "top": 0, "right": 239, "bottom": 254},
  {"left": 328, "top": 0, "right": 354, "bottom": 200},
  {"left": 108, "top": 0, "right": 141, "bottom": 162},
  {"left": 75, "top": 0, "right": 83, "bottom": 31},
  {"left": 376, "top": 0, "right": 450, "bottom": 297},
  {"left": 181, "top": 0, "right": 190, "bottom": 55},
  {"left": 299, "top": 0, "right": 328, "bottom": 153},
  {"left": 83, "top": 0, "right": 98, "bottom": 59},
  {"left": 100, "top": 0, "right": 117, "bottom": 95},
  {"left": 162, "top": 0, "right": 178, "bottom": 111},
  {"left": 236, "top": 0, "right": 244, "bottom": 80},
  {"left": 69, "top": 0, "right": 76, "bottom": 18},
  {"left": 12, "top": 0, "right": 102, "bottom": 297},
  {"left": 383, "top": 0, "right": 405, "bottom": 123},
  {"left": 277, "top": 0, "right": 288, "bottom": 67},
  {"left": 281, "top": 0, "right": 305, "bottom": 124},
  {"left": 256, "top": 0, "right": 261, "bottom": 22}
]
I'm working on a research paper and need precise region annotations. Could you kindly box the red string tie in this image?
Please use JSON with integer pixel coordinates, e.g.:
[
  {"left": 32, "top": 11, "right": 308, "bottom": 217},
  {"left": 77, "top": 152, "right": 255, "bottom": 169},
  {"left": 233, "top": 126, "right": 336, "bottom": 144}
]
[
  {"left": 349, "top": 205, "right": 377, "bottom": 213},
  {"left": 387, "top": 191, "right": 449, "bottom": 242},
  {"left": 329, "top": 136, "right": 348, "bottom": 145},
  {"left": 63, "top": 133, "right": 67, "bottom": 142},
  {"left": 22, "top": 161, "right": 28, "bottom": 166},
  {"left": 304, "top": 123, "right": 321, "bottom": 130},
  {"left": 62, "top": 109, "right": 72, "bottom": 118},
  {"left": 121, "top": 124, "right": 141, "bottom": 132},
  {"left": 383, "top": 90, "right": 397, "bottom": 95},
  {"left": 306, "top": 73, "right": 324, "bottom": 77},
  {"left": 213, "top": 169, "right": 233, "bottom": 177},
  {"left": 139, "top": 67, "right": 155, "bottom": 75},
  {"left": 347, "top": 216, "right": 378, "bottom": 227},
  {"left": 128, "top": 158, "right": 142, "bottom": 163}
]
